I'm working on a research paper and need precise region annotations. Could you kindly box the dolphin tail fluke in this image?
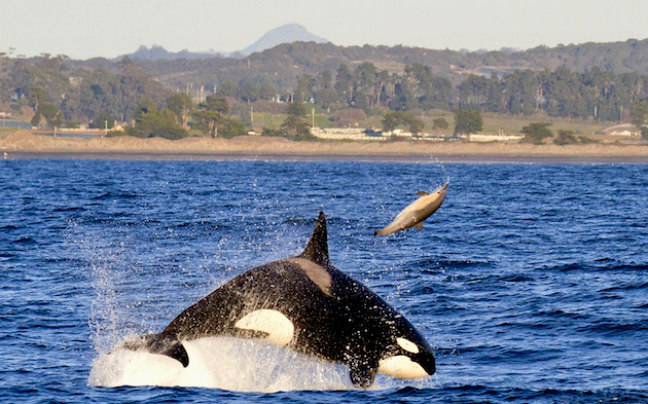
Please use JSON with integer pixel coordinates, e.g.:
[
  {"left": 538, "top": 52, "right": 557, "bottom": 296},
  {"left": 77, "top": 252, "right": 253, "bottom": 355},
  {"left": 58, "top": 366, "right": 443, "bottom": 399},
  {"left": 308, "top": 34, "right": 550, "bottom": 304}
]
[{"left": 123, "top": 333, "right": 189, "bottom": 367}]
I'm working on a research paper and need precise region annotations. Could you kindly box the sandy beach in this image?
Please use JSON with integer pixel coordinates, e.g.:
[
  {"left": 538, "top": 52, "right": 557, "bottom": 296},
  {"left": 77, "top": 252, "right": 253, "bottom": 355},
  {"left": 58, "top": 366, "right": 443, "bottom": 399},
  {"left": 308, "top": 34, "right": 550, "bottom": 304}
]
[{"left": 1, "top": 130, "right": 648, "bottom": 163}]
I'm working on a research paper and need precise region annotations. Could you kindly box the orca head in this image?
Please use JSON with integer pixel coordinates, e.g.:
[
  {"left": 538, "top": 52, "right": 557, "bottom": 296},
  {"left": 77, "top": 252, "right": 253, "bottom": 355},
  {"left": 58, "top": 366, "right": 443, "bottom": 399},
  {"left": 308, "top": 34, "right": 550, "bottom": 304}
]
[{"left": 377, "top": 335, "right": 435, "bottom": 379}]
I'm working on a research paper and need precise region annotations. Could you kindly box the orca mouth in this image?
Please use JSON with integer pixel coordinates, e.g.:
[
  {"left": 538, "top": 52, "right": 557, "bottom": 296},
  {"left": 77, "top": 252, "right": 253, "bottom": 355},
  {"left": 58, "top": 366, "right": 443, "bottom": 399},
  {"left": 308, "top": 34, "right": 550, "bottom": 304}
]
[
  {"left": 416, "top": 352, "right": 436, "bottom": 376},
  {"left": 123, "top": 333, "right": 190, "bottom": 368}
]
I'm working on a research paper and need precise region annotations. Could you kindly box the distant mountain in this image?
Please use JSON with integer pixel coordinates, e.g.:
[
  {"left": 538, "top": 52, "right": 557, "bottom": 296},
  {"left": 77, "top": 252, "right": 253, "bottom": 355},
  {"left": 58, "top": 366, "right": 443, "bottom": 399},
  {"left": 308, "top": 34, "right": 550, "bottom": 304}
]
[
  {"left": 121, "top": 24, "right": 327, "bottom": 60},
  {"left": 126, "top": 45, "right": 220, "bottom": 61},
  {"left": 238, "top": 24, "right": 329, "bottom": 56},
  {"left": 107, "top": 36, "right": 648, "bottom": 94}
]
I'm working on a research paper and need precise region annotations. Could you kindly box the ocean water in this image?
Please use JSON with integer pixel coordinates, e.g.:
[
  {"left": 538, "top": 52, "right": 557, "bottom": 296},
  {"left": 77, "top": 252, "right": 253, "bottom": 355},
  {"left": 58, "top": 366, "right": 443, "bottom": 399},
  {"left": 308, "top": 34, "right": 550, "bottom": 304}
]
[{"left": 1, "top": 159, "right": 647, "bottom": 403}]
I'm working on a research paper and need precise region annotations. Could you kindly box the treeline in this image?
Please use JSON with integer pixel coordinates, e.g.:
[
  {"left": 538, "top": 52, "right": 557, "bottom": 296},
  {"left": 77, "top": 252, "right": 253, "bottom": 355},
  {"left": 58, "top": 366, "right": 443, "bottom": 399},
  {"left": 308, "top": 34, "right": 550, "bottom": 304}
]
[
  {"left": 2, "top": 54, "right": 648, "bottom": 133},
  {"left": 0, "top": 55, "right": 169, "bottom": 127},
  {"left": 226, "top": 63, "right": 647, "bottom": 122},
  {"left": 456, "top": 66, "right": 647, "bottom": 121},
  {"left": 0, "top": 55, "right": 250, "bottom": 138}
]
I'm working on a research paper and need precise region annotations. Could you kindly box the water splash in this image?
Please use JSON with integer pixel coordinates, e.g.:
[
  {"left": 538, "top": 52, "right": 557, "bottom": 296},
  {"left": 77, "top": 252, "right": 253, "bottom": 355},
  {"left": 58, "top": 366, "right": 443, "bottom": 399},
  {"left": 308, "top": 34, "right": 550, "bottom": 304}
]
[
  {"left": 90, "top": 336, "right": 354, "bottom": 392},
  {"left": 428, "top": 156, "right": 450, "bottom": 189},
  {"left": 89, "top": 336, "right": 434, "bottom": 392}
]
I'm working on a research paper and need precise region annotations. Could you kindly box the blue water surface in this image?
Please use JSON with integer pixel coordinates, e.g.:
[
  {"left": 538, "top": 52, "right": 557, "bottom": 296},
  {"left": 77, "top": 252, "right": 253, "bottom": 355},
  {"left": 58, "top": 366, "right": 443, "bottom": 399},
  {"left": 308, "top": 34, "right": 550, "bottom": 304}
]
[{"left": 1, "top": 159, "right": 647, "bottom": 403}]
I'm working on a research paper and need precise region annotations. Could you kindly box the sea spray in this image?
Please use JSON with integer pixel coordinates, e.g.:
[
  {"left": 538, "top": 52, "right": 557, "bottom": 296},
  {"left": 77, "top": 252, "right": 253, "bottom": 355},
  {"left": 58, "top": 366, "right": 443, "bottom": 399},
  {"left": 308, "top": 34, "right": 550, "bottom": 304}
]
[
  {"left": 88, "top": 336, "right": 434, "bottom": 391},
  {"left": 89, "top": 336, "right": 353, "bottom": 391}
]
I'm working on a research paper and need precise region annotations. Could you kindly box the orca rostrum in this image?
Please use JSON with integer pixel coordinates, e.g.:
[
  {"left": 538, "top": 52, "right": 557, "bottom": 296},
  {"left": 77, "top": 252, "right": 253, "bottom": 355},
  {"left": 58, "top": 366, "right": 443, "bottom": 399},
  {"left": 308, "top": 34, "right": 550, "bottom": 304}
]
[{"left": 125, "top": 212, "right": 435, "bottom": 388}]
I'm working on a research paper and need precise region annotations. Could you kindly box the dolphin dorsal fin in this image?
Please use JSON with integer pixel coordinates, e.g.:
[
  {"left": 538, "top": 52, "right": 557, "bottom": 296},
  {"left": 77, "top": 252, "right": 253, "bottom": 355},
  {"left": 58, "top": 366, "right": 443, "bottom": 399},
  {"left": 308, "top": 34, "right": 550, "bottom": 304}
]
[
  {"left": 416, "top": 191, "right": 429, "bottom": 196},
  {"left": 300, "top": 211, "right": 329, "bottom": 265}
]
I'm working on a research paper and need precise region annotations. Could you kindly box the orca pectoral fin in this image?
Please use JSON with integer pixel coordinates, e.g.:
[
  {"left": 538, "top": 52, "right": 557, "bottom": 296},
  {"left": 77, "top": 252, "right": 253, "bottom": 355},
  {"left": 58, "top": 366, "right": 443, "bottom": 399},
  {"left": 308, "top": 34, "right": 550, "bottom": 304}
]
[
  {"left": 349, "top": 358, "right": 378, "bottom": 388},
  {"left": 125, "top": 333, "right": 190, "bottom": 367}
]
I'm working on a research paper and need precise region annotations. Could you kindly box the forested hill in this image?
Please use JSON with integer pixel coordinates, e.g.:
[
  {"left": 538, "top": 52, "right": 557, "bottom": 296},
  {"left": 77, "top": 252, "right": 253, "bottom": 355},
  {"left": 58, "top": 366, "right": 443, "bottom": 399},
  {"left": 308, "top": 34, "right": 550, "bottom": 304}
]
[
  {"left": 3, "top": 37, "right": 648, "bottom": 129},
  {"left": 98, "top": 37, "right": 648, "bottom": 90}
]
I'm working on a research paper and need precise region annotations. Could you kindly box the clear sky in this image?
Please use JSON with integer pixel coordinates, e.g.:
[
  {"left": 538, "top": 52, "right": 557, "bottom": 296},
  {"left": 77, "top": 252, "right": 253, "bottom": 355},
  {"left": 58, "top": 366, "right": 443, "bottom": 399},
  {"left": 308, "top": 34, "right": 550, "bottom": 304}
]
[{"left": 2, "top": 0, "right": 648, "bottom": 59}]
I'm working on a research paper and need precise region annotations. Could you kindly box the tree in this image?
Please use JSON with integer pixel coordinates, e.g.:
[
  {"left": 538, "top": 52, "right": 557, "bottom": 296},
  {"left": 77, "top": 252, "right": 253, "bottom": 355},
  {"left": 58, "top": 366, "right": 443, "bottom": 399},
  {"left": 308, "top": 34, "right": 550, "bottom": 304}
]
[
  {"left": 216, "top": 80, "right": 237, "bottom": 97},
  {"left": 382, "top": 111, "right": 400, "bottom": 133},
  {"left": 166, "top": 93, "right": 192, "bottom": 127},
  {"left": 192, "top": 95, "right": 230, "bottom": 137},
  {"left": 39, "top": 102, "right": 62, "bottom": 128},
  {"left": 237, "top": 79, "right": 260, "bottom": 103},
  {"left": 453, "top": 109, "right": 483, "bottom": 134},
  {"left": 381, "top": 111, "right": 425, "bottom": 135},
  {"left": 520, "top": 122, "right": 553, "bottom": 144},
  {"left": 335, "top": 64, "right": 353, "bottom": 104},
  {"left": 90, "top": 111, "right": 116, "bottom": 129},
  {"left": 216, "top": 116, "right": 247, "bottom": 139},
  {"left": 295, "top": 74, "right": 316, "bottom": 103},
  {"left": 280, "top": 102, "right": 312, "bottom": 140},
  {"left": 630, "top": 102, "right": 648, "bottom": 129},
  {"left": 259, "top": 82, "right": 277, "bottom": 100},
  {"left": 432, "top": 117, "right": 449, "bottom": 130},
  {"left": 124, "top": 101, "right": 187, "bottom": 139},
  {"left": 408, "top": 118, "right": 424, "bottom": 135},
  {"left": 27, "top": 86, "right": 62, "bottom": 128},
  {"left": 553, "top": 129, "right": 578, "bottom": 145}
]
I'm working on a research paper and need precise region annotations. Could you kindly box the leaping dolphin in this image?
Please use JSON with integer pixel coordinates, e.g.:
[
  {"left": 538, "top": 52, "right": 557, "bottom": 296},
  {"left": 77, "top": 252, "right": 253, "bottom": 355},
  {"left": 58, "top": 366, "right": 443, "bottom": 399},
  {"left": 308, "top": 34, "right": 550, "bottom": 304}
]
[
  {"left": 125, "top": 212, "right": 435, "bottom": 388},
  {"left": 375, "top": 183, "right": 448, "bottom": 236}
]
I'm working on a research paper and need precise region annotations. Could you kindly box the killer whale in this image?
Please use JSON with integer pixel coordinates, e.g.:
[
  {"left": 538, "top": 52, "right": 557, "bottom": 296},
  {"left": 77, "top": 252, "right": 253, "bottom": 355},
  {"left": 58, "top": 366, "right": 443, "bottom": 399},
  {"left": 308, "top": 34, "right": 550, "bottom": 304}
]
[{"left": 126, "top": 212, "right": 435, "bottom": 387}]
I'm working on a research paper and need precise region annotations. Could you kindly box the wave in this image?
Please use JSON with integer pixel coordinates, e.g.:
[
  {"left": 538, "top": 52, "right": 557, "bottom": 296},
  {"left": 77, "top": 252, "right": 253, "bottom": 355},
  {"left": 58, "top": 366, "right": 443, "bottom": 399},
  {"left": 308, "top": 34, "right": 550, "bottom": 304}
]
[
  {"left": 11, "top": 236, "right": 36, "bottom": 245},
  {"left": 408, "top": 258, "right": 494, "bottom": 271},
  {"left": 538, "top": 260, "right": 648, "bottom": 273},
  {"left": 426, "top": 384, "right": 648, "bottom": 404},
  {"left": 576, "top": 320, "right": 648, "bottom": 335},
  {"left": 91, "top": 191, "right": 138, "bottom": 200}
]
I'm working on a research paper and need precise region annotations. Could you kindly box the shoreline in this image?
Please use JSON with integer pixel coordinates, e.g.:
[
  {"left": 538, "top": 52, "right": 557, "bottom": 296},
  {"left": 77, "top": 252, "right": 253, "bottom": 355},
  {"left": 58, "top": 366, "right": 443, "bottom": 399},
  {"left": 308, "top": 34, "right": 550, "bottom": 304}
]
[
  {"left": 5, "top": 150, "right": 648, "bottom": 164},
  {"left": 2, "top": 131, "right": 648, "bottom": 163}
]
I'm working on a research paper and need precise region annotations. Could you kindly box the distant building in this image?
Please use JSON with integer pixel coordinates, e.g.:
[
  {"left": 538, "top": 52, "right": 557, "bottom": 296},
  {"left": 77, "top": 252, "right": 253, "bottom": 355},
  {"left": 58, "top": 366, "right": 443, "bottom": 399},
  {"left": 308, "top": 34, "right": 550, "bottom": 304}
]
[
  {"left": 464, "top": 132, "right": 524, "bottom": 142},
  {"left": 311, "top": 127, "right": 387, "bottom": 141},
  {"left": 603, "top": 124, "right": 640, "bottom": 137}
]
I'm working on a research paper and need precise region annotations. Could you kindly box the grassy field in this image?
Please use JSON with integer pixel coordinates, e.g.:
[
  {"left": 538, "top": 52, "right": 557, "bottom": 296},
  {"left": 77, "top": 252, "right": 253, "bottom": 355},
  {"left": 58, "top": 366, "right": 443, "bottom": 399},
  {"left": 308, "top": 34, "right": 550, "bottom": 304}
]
[
  {"left": 0, "top": 126, "right": 22, "bottom": 134},
  {"left": 344, "top": 109, "right": 616, "bottom": 138},
  {"left": 244, "top": 108, "right": 629, "bottom": 143},
  {"left": 2, "top": 106, "right": 631, "bottom": 142},
  {"left": 480, "top": 112, "right": 611, "bottom": 136}
]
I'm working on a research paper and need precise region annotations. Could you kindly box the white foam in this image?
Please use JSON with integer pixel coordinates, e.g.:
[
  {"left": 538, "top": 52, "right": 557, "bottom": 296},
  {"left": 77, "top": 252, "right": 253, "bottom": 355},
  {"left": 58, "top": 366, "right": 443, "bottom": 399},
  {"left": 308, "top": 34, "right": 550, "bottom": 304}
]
[{"left": 89, "top": 336, "right": 359, "bottom": 392}]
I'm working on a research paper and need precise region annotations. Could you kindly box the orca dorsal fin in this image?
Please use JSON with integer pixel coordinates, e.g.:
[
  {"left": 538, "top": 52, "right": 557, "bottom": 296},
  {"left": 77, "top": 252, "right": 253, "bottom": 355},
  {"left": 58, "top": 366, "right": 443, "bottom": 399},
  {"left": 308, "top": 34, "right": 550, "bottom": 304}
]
[{"left": 300, "top": 211, "right": 329, "bottom": 265}]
